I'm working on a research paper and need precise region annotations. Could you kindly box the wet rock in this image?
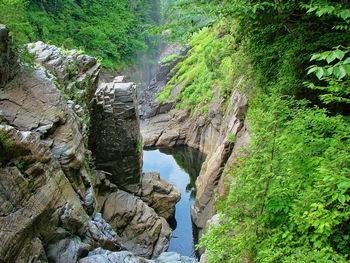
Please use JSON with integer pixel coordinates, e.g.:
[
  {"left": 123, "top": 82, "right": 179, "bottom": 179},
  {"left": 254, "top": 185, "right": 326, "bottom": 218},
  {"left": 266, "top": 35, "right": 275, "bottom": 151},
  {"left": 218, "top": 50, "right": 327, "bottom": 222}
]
[
  {"left": 89, "top": 82, "right": 142, "bottom": 193},
  {"left": 139, "top": 172, "right": 181, "bottom": 220}
]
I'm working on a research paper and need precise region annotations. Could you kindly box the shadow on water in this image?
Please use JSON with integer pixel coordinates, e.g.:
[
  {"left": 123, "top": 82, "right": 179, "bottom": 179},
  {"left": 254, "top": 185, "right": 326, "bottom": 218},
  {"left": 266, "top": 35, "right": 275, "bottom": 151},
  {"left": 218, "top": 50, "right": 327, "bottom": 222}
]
[{"left": 143, "top": 146, "right": 206, "bottom": 258}]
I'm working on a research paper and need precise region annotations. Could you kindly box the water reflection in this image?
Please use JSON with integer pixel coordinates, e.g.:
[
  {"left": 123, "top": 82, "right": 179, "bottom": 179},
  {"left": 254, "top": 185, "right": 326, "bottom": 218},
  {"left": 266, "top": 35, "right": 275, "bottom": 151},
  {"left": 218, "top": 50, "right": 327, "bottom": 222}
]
[{"left": 143, "top": 146, "right": 206, "bottom": 258}]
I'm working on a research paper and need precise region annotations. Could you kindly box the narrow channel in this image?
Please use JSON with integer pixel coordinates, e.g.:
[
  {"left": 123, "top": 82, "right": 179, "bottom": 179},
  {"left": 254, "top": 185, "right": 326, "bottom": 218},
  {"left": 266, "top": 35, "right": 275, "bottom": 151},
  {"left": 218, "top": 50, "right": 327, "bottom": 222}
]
[{"left": 143, "top": 146, "right": 206, "bottom": 258}]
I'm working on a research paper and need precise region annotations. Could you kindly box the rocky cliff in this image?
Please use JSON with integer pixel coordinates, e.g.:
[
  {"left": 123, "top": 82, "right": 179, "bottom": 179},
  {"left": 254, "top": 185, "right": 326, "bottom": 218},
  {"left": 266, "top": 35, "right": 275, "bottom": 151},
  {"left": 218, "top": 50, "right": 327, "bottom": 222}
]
[
  {"left": 0, "top": 25, "right": 187, "bottom": 263},
  {"left": 89, "top": 80, "right": 142, "bottom": 193},
  {"left": 140, "top": 47, "right": 250, "bottom": 257}
]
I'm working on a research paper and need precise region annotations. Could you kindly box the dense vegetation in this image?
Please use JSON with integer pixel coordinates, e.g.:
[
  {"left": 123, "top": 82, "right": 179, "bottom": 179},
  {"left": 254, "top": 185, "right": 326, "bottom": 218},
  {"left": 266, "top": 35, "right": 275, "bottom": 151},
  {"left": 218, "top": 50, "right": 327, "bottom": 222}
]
[
  {"left": 1, "top": 0, "right": 349, "bottom": 261},
  {"left": 0, "top": 0, "right": 161, "bottom": 68},
  {"left": 159, "top": 0, "right": 350, "bottom": 262}
]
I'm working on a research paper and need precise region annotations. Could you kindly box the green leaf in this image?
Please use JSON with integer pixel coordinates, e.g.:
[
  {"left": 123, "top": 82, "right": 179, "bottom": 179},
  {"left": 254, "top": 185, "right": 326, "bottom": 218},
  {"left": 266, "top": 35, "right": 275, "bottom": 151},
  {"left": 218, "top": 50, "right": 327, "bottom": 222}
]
[
  {"left": 333, "top": 66, "right": 346, "bottom": 79},
  {"left": 334, "top": 49, "right": 345, "bottom": 60},
  {"left": 315, "top": 67, "right": 325, "bottom": 79},
  {"left": 307, "top": 66, "right": 318, "bottom": 75},
  {"left": 339, "top": 9, "right": 350, "bottom": 20},
  {"left": 326, "top": 67, "right": 333, "bottom": 75},
  {"left": 342, "top": 64, "right": 350, "bottom": 75},
  {"left": 326, "top": 52, "right": 337, "bottom": 63},
  {"left": 338, "top": 181, "right": 350, "bottom": 189},
  {"left": 338, "top": 194, "right": 346, "bottom": 204},
  {"left": 343, "top": 57, "right": 350, "bottom": 64},
  {"left": 310, "top": 54, "right": 319, "bottom": 61}
]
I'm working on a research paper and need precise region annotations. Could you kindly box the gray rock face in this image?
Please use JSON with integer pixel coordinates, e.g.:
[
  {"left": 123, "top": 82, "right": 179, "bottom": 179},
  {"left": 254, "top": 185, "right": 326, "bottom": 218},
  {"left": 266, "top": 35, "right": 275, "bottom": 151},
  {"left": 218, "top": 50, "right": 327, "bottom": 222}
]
[
  {"left": 102, "top": 189, "right": 172, "bottom": 258},
  {"left": 138, "top": 45, "right": 189, "bottom": 119},
  {"left": 27, "top": 41, "right": 100, "bottom": 119},
  {"left": 139, "top": 172, "right": 181, "bottom": 220},
  {"left": 93, "top": 170, "right": 180, "bottom": 258},
  {"left": 79, "top": 249, "right": 197, "bottom": 263},
  {"left": 0, "top": 25, "right": 19, "bottom": 88},
  {"left": 0, "top": 36, "right": 124, "bottom": 262},
  {"left": 0, "top": 125, "right": 123, "bottom": 263},
  {"left": 89, "top": 81, "right": 142, "bottom": 193},
  {"left": 0, "top": 34, "right": 181, "bottom": 263}
]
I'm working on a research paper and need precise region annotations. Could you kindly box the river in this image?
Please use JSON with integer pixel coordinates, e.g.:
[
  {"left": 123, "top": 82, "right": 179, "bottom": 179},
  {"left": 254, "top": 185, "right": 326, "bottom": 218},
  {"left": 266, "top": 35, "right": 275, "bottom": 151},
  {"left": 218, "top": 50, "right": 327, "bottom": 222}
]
[{"left": 143, "top": 146, "right": 206, "bottom": 258}]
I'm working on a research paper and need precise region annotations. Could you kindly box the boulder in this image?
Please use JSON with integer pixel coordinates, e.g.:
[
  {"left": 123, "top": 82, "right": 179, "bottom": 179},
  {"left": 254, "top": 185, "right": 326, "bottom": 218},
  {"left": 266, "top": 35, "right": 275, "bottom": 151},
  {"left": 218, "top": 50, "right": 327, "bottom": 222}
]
[
  {"left": 139, "top": 172, "right": 181, "bottom": 220},
  {"left": 102, "top": 189, "right": 172, "bottom": 258}
]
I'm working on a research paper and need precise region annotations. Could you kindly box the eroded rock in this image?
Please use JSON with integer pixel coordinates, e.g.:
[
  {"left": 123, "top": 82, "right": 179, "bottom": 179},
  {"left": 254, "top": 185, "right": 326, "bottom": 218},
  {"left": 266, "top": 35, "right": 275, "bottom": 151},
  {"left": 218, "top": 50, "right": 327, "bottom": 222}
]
[
  {"left": 102, "top": 189, "right": 172, "bottom": 258},
  {"left": 89, "top": 81, "right": 142, "bottom": 193},
  {"left": 139, "top": 172, "right": 181, "bottom": 220}
]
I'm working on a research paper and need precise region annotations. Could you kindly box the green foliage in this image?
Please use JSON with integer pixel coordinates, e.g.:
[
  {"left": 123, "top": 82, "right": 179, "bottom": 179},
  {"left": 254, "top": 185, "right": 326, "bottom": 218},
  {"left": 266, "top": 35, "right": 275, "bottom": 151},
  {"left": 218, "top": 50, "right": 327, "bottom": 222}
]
[
  {"left": 200, "top": 94, "right": 350, "bottom": 262},
  {"left": 135, "top": 137, "right": 142, "bottom": 153},
  {"left": 306, "top": 47, "right": 350, "bottom": 104},
  {"left": 164, "top": 0, "right": 350, "bottom": 261},
  {"left": 0, "top": 0, "right": 35, "bottom": 65},
  {"left": 227, "top": 133, "right": 236, "bottom": 143},
  {"left": 161, "top": 54, "right": 178, "bottom": 63},
  {"left": 24, "top": 0, "right": 161, "bottom": 68},
  {"left": 86, "top": 154, "right": 96, "bottom": 181},
  {"left": 0, "top": 0, "right": 31, "bottom": 44},
  {"left": 0, "top": 131, "right": 14, "bottom": 153},
  {"left": 159, "top": 23, "right": 250, "bottom": 112}
]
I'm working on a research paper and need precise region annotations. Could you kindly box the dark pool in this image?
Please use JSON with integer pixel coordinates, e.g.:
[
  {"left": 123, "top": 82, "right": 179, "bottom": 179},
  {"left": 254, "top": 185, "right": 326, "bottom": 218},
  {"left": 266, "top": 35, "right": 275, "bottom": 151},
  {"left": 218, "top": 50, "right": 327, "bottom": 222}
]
[{"left": 142, "top": 146, "right": 206, "bottom": 258}]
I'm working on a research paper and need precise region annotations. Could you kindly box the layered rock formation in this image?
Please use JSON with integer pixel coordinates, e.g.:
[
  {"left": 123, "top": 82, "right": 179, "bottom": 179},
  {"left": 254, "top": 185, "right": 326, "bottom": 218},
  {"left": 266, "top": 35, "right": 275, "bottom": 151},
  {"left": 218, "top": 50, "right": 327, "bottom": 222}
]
[
  {"left": 93, "top": 171, "right": 180, "bottom": 258},
  {"left": 0, "top": 31, "right": 123, "bottom": 262},
  {"left": 89, "top": 80, "right": 142, "bottom": 193},
  {"left": 139, "top": 172, "right": 181, "bottom": 220},
  {"left": 0, "top": 27, "right": 184, "bottom": 262}
]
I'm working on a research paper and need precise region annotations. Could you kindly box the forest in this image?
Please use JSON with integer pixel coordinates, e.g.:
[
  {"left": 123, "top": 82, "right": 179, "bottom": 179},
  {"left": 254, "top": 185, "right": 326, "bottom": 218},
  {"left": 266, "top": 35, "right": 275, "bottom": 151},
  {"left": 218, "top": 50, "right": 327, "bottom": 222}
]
[
  {"left": 161, "top": 0, "right": 350, "bottom": 262},
  {"left": 1, "top": 0, "right": 349, "bottom": 262},
  {"left": 0, "top": 0, "right": 161, "bottom": 68}
]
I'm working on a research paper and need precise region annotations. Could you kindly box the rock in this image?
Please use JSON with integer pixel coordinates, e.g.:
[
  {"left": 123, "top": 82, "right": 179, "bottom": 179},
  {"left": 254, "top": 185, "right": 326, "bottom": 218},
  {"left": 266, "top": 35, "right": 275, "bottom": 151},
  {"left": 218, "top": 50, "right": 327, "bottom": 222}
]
[
  {"left": 0, "top": 125, "right": 112, "bottom": 263},
  {"left": 0, "top": 38, "right": 124, "bottom": 262},
  {"left": 0, "top": 25, "right": 19, "bottom": 88},
  {"left": 89, "top": 82, "right": 142, "bottom": 193},
  {"left": 138, "top": 45, "right": 189, "bottom": 119},
  {"left": 113, "top": 76, "right": 124, "bottom": 83},
  {"left": 47, "top": 237, "right": 90, "bottom": 263},
  {"left": 154, "top": 252, "right": 197, "bottom": 263},
  {"left": 140, "top": 77, "right": 249, "bottom": 255},
  {"left": 78, "top": 249, "right": 198, "bottom": 263},
  {"left": 79, "top": 249, "right": 145, "bottom": 263},
  {"left": 27, "top": 41, "right": 100, "bottom": 117},
  {"left": 139, "top": 172, "right": 181, "bottom": 220},
  {"left": 102, "top": 189, "right": 172, "bottom": 258}
]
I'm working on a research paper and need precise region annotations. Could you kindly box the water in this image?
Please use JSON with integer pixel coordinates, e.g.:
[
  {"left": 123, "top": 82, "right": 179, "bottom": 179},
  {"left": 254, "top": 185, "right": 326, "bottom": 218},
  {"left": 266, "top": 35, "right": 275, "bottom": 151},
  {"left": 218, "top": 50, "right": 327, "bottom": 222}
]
[{"left": 142, "top": 146, "right": 206, "bottom": 258}]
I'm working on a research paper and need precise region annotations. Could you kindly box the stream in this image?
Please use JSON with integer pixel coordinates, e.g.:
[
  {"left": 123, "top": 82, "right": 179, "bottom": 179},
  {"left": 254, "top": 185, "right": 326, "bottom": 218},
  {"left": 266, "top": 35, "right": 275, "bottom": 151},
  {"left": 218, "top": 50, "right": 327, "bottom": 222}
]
[{"left": 143, "top": 146, "right": 206, "bottom": 258}]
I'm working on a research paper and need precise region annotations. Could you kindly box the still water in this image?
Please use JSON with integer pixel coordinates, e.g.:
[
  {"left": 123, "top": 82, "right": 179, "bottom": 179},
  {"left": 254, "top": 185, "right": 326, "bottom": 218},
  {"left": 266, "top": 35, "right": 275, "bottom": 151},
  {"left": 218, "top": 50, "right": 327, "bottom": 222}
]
[{"left": 143, "top": 146, "right": 206, "bottom": 258}]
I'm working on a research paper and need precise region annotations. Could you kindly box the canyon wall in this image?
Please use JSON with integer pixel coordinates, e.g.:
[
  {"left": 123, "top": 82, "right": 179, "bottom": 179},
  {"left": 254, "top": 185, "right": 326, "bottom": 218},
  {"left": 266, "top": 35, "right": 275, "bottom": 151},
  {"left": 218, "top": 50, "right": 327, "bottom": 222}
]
[
  {"left": 140, "top": 50, "right": 251, "bottom": 255},
  {"left": 0, "top": 25, "right": 190, "bottom": 263}
]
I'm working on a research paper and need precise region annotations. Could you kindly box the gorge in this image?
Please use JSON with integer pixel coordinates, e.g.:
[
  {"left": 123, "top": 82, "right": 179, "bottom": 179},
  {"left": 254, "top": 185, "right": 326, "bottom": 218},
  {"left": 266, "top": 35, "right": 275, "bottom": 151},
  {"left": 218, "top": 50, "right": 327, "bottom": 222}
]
[{"left": 1, "top": 0, "right": 349, "bottom": 262}]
